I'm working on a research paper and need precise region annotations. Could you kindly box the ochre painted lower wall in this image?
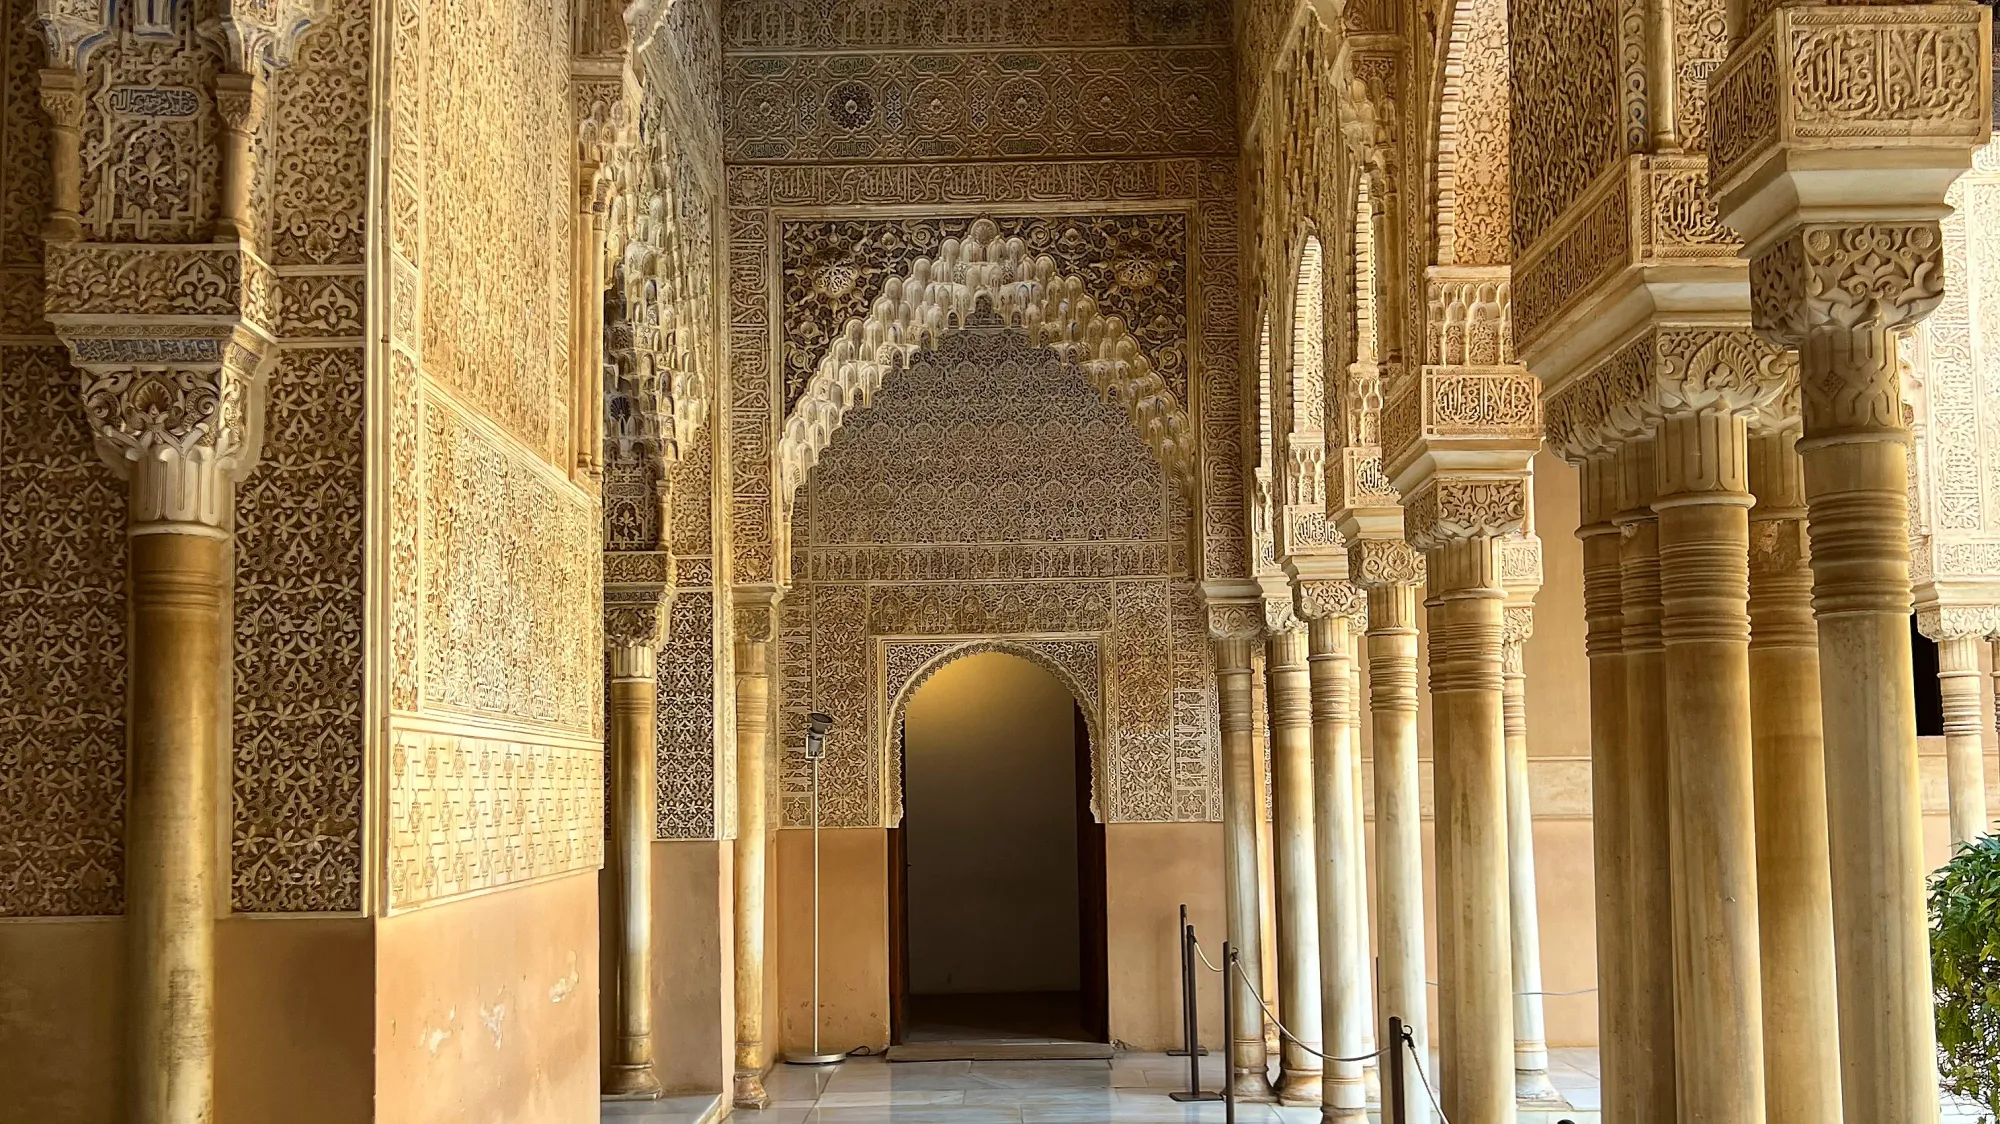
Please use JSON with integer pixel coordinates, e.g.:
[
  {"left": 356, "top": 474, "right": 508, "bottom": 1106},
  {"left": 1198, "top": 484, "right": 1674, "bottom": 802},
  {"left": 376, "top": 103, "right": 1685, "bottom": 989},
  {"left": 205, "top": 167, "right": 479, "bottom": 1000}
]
[
  {"left": 0, "top": 916, "right": 375, "bottom": 1124},
  {"left": 215, "top": 917, "right": 375, "bottom": 1124},
  {"left": 1105, "top": 822, "right": 1226, "bottom": 1051},
  {"left": 777, "top": 827, "right": 889, "bottom": 1055},
  {"left": 0, "top": 918, "right": 121, "bottom": 1124},
  {"left": 374, "top": 871, "right": 599, "bottom": 1124},
  {"left": 653, "top": 839, "right": 733, "bottom": 1095}
]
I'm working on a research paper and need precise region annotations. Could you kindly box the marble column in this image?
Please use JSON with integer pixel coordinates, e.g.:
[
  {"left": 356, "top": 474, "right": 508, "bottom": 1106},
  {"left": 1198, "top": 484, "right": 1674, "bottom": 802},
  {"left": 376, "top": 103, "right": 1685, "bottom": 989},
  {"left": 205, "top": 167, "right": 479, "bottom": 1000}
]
[
  {"left": 1301, "top": 597, "right": 1365, "bottom": 1120},
  {"left": 1653, "top": 410, "right": 1765, "bottom": 1124},
  {"left": 1746, "top": 431, "right": 1842, "bottom": 1124},
  {"left": 1937, "top": 633, "right": 1990, "bottom": 847},
  {"left": 65, "top": 345, "right": 274, "bottom": 1124},
  {"left": 1266, "top": 621, "right": 1324, "bottom": 1101},
  {"left": 1758, "top": 226, "right": 1946, "bottom": 1124},
  {"left": 732, "top": 600, "right": 775, "bottom": 1108},
  {"left": 1614, "top": 439, "right": 1676, "bottom": 1124},
  {"left": 1499, "top": 607, "right": 1560, "bottom": 1105},
  {"left": 605, "top": 642, "right": 664, "bottom": 1098},
  {"left": 1576, "top": 455, "right": 1634, "bottom": 1124},
  {"left": 1215, "top": 632, "right": 1278, "bottom": 1101},
  {"left": 1345, "top": 626, "right": 1379, "bottom": 1104},
  {"left": 1426, "top": 535, "right": 1513, "bottom": 1124},
  {"left": 1353, "top": 542, "right": 1427, "bottom": 1124},
  {"left": 127, "top": 522, "right": 227, "bottom": 1124}
]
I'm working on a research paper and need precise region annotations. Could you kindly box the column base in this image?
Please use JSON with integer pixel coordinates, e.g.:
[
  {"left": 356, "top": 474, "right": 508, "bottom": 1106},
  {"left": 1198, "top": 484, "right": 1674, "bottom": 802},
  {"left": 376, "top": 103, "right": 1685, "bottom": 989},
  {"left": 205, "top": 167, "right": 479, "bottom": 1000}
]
[
  {"left": 600, "top": 1056, "right": 664, "bottom": 1096},
  {"left": 1229, "top": 1070, "right": 1278, "bottom": 1102},
  {"left": 733, "top": 1067, "right": 769, "bottom": 1108},
  {"left": 1275, "top": 1068, "right": 1323, "bottom": 1105},
  {"left": 600, "top": 1061, "right": 663, "bottom": 1100}
]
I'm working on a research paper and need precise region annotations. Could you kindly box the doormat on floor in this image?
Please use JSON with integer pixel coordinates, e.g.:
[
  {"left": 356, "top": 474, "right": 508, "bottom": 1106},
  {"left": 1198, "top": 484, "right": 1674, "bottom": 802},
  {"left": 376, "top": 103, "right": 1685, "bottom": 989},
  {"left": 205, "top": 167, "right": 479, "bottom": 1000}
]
[{"left": 886, "top": 1042, "right": 1115, "bottom": 1062}]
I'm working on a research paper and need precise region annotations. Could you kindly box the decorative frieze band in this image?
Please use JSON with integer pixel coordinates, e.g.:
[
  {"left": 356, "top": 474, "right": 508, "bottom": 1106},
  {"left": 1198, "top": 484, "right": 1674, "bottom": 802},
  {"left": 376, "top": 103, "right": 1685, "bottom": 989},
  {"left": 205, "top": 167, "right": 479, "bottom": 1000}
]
[{"left": 1708, "top": 5, "right": 1990, "bottom": 207}]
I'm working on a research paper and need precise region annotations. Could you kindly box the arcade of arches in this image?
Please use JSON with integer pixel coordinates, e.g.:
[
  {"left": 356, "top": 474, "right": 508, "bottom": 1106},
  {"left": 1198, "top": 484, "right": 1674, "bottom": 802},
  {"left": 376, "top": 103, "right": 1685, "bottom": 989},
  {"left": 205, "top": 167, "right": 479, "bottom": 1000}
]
[{"left": 1, "top": 0, "right": 1997, "bottom": 1122}]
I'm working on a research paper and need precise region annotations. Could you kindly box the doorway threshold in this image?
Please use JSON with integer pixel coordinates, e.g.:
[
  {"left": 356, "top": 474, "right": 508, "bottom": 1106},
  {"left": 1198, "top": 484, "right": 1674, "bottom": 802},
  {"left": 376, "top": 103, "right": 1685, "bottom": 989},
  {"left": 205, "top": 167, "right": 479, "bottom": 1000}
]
[{"left": 885, "top": 1041, "right": 1115, "bottom": 1062}]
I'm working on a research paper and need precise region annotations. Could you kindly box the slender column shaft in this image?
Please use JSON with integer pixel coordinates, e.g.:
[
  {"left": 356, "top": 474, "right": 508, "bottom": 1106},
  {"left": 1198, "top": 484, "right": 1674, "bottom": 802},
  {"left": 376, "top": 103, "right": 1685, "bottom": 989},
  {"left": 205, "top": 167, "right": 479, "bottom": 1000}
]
[
  {"left": 1746, "top": 431, "right": 1842, "bottom": 1124},
  {"left": 605, "top": 645, "right": 664, "bottom": 1097},
  {"left": 1653, "top": 410, "right": 1765, "bottom": 1124},
  {"left": 1940, "top": 635, "right": 1989, "bottom": 847},
  {"left": 733, "top": 626, "right": 773, "bottom": 1108},
  {"left": 1427, "top": 536, "right": 1513, "bottom": 1124},
  {"left": 1501, "top": 619, "right": 1558, "bottom": 1103},
  {"left": 1267, "top": 625, "right": 1324, "bottom": 1100},
  {"left": 1308, "top": 614, "right": 1365, "bottom": 1119},
  {"left": 37, "top": 69, "right": 83, "bottom": 241},
  {"left": 1346, "top": 634, "right": 1379, "bottom": 1102},
  {"left": 1797, "top": 324, "right": 1936, "bottom": 1124},
  {"left": 1614, "top": 439, "right": 1676, "bottom": 1124},
  {"left": 1577, "top": 456, "right": 1633, "bottom": 1124},
  {"left": 1253, "top": 658, "right": 1281, "bottom": 1047},
  {"left": 1367, "top": 579, "right": 1427, "bottom": 1124},
  {"left": 212, "top": 73, "right": 264, "bottom": 243},
  {"left": 1216, "top": 636, "right": 1277, "bottom": 1101},
  {"left": 127, "top": 528, "right": 225, "bottom": 1124}
]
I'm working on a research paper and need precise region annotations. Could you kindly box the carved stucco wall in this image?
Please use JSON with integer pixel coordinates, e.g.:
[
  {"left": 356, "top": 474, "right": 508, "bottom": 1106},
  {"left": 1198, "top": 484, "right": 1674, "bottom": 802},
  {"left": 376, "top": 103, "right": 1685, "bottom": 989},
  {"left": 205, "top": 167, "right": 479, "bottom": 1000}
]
[
  {"left": 381, "top": 0, "right": 604, "bottom": 911},
  {"left": 0, "top": 0, "right": 125, "bottom": 917},
  {"left": 722, "top": 0, "right": 1244, "bottom": 594},
  {"left": 0, "top": 0, "right": 374, "bottom": 916},
  {"left": 777, "top": 328, "right": 1220, "bottom": 828},
  {"left": 1909, "top": 136, "right": 2000, "bottom": 640}
]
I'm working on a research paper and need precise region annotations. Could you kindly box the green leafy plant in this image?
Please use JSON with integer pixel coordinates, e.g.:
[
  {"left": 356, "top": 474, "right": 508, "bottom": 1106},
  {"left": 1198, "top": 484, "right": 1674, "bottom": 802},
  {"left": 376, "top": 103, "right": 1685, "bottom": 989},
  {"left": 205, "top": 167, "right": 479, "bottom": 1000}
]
[{"left": 1934, "top": 833, "right": 2000, "bottom": 1121}]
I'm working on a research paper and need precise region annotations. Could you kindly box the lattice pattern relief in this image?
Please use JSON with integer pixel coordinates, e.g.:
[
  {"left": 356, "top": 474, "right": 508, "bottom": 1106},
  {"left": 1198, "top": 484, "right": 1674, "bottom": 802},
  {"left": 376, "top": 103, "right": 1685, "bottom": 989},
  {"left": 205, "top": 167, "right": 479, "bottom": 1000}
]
[
  {"left": 384, "top": 730, "right": 603, "bottom": 910},
  {"left": 0, "top": 346, "right": 126, "bottom": 917},
  {"left": 231, "top": 348, "right": 366, "bottom": 912},
  {"left": 657, "top": 590, "right": 724, "bottom": 839},
  {"left": 777, "top": 330, "right": 1218, "bottom": 828}
]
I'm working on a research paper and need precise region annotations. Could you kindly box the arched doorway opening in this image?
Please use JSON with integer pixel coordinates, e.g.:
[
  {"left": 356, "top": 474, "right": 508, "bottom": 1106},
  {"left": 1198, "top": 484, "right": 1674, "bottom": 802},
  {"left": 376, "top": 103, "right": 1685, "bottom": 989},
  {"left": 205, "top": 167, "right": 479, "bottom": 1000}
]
[{"left": 887, "top": 650, "right": 1109, "bottom": 1045}]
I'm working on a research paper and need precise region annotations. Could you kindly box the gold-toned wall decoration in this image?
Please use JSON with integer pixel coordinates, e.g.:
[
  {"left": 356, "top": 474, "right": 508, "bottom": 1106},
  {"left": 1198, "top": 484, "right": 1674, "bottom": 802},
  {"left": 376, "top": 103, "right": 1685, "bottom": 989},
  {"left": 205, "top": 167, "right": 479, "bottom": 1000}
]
[
  {"left": 382, "top": 0, "right": 606, "bottom": 911},
  {"left": 726, "top": 157, "right": 1244, "bottom": 590},
  {"left": 229, "top": 0, "right": 372, "bottom": 914},
  {"left": 777, "top": 328, "right": 1219, "bottom": 828}
]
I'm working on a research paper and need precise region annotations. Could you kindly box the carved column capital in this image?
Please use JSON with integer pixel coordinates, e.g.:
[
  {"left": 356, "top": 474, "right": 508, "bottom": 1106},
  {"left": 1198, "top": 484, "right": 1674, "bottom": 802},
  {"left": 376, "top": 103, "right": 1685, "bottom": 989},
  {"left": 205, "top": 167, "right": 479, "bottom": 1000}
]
[
  {"left": 1205, "top": 595, "right": 1265, "bottom": 642},
  {"left": 1402, "top": 478, "right": 1530, "bottom": 551},
  {"left": 1347, "top": 537, "right": 1425, "bottom": 588},
  {"left": 1293, "top": 579, "right": 1366, "bottom": 630},
  {"left": 605, "top": 588, "right": 670, "bottom": 654},
  {"left": 1752, "top": 223, "right": 1946, "bottom": 345}
]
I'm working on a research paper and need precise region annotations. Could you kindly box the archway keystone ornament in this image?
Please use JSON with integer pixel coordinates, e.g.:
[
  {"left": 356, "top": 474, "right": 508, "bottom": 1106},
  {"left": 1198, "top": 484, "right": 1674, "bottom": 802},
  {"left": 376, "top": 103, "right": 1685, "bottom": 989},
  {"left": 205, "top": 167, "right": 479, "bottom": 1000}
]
[{"left": 777, "top": 217, "right": 1197, "bottom": 514}]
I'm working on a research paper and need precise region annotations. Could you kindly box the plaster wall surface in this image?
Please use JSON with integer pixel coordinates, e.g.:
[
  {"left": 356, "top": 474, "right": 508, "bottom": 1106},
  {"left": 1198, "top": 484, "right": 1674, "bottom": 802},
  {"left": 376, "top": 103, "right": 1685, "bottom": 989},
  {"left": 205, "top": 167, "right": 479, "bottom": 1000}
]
[
  {"left": 651, "top": 840, "right": 735, "bottom": 1095},
  {"left": 374, "top": 872, "right": 599, "bottom": 1124}
]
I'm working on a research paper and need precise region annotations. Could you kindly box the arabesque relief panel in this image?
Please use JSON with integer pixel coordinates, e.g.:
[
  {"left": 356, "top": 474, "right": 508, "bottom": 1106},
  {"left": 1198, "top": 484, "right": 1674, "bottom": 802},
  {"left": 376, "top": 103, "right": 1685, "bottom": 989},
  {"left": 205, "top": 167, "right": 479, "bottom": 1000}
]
[
  {"left": 381, "top": 0, "right": 605, "bottom": 911},
  {"left": 0, "top": 0, "right": 129, "bottom": 918},
  {"left": 726, "top": 158, "right": 1244, "bottom": 589},
  {"left": 777, "top": 329, "right": 1220, "bottom": 829},
  {"left": 229, "top": 0, "right": 373, "bottom": 914}
]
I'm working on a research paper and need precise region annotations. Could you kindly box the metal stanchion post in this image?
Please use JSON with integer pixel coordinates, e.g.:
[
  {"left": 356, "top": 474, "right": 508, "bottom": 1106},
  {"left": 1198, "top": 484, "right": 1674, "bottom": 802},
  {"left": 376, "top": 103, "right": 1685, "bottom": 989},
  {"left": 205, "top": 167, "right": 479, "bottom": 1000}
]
[
  {"left": 1388, "top": 1015, "right": 1407, "bottom": 1124},
  {"left": 1171, "top": 907, "right": 1221, "bottom": 1102},
  {"left": 785, "top": 713, "right": 843, "bottom": 1067},
  {"left": 1223, "top": 943, "right": 1237, "bottom": 1124}
]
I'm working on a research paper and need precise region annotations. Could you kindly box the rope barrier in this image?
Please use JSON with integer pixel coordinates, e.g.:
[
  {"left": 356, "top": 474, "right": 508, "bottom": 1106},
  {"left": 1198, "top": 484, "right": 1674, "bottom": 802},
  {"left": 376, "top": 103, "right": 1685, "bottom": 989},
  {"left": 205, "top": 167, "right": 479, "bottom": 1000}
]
[
  {"left": 1400, "top": 1027, "right": 1451, "bottom": 1124},
  {"left": 1425, "top": 980, "right": 1598, "bottom": 998},
  {"left": 1192, "top": 941, "right": 1224, "bottom": 974},
  {"left": 1198, "top": 939, "right": 1384, "bottom": 1065}
]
